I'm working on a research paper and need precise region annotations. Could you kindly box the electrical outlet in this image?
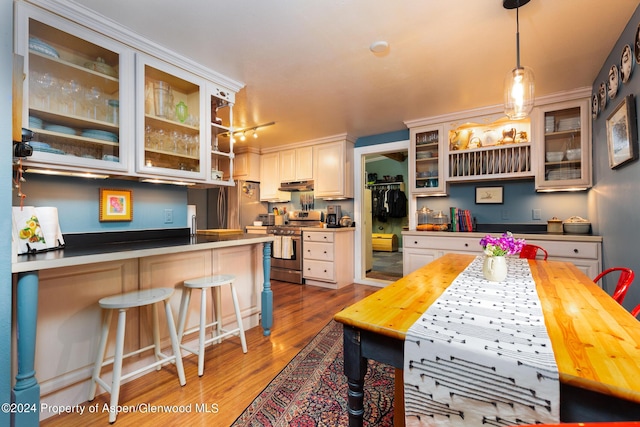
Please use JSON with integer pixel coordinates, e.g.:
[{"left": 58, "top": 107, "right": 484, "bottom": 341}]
[
  {"left": 532, "top": 209, "right": 542, "bottom": 220},
  {"left": 164, "top": 209, "right": 173, "bottom": 223},
  {"left": 501, "top": 209, "right": 509, "bottom": 220}
]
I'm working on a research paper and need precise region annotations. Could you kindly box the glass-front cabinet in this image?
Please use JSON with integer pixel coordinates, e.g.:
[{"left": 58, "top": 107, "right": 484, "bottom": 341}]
[
  {"left": 209, "top": 85, "right": 235, "bottom": 185},
  {"left": 136, "top": 54, "right": 207, "bottom": 181},
  {"left": 535, "top": 98, "right": 591, "bottom": 191},
  {"left": 409, "top": 124, "right": 446, "bottom": 195},
  {"left": 14, "top": 2, "right": 134, "bottom": 173}
]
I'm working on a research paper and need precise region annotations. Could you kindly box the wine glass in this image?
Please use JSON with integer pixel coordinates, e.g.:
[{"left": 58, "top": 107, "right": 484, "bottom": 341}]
[
  {"left": 85, "top": 86, "right": 102, "bottom": 120},
  {"left": 34, "top": 72, "right": 54, "bottom": 109}
]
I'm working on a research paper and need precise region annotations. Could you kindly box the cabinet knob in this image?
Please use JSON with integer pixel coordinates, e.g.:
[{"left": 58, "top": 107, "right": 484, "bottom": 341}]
[
  {"left": 464, "top": 243, "right": 468, "bottom": 247},
  {"left": 414, "top": 241, "right": 418, "bottom": 244},
  {"left": 573, "top": 248, "right": 579, "bottom": 253},
  {"left": 323, "top": 251, "right": 327, "bottom": 254}
]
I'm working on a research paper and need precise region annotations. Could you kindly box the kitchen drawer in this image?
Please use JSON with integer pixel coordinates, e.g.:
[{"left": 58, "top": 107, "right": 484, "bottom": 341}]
[
  {"left": 303, "top": 231, "right": 334, "bottom": 243},
  {"left": 303, "top": 259, "right": 335, "bottom": 281},
  {"left": 529, "top": 240, "right": 599, "bottom": 260},
  {"left": 404, "top": 235, "right": 478, "bottom": 252},
  {"left": 304, "top": 241, "right": 334, "bottom": 261}
]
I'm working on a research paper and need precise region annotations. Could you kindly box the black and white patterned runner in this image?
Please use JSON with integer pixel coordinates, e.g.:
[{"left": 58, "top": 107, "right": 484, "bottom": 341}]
[{"left": 404, "top": 256, "right": 559, "bottom": 426}]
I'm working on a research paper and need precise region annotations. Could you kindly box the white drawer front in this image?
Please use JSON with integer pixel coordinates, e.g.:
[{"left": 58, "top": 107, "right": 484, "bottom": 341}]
[
  {"left": 304, "top": 241, "right": 334, "bottom": 261},
  {"left": 303, "top": 259, "right": 335, "bottom": 281},
  {"left": 404, "top": 235, "right": 478, "bottom": 252},
  {"left": 529, "top": 240, "right": 599, "bottom": 260},
  {"left": 303, "top": 231, "right": 334, "bottom": 243}
]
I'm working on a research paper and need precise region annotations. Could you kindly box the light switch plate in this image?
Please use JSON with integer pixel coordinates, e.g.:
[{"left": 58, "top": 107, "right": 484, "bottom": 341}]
[
  {"left": 164, "top": 209, "right": 173, "bottom": 223},
  {"left": 532, "top": 209, "right": 541, "bottom": 220}
]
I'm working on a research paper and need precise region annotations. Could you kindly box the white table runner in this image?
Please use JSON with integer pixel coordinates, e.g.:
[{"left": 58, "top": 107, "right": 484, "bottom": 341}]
[{"left": 404, "top": 256, "right": 559, "bottom": 426}]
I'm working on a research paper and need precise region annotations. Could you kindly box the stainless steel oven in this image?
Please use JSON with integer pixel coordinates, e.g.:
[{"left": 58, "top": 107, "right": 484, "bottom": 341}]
[{"left": 267, "top": 210, "right": 323, "bottom": 284}]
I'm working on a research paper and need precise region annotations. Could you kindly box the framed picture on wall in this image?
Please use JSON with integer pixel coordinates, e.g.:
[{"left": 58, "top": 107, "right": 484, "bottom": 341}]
[
  {"left": 475, "top": 186, "right": 503, "bottom": 204},
  {"left": 606, "top": 94, "right": 639, "bottom": 169},
  {"left": 99, "top": 188, "right": 133, "bottom": 222}
]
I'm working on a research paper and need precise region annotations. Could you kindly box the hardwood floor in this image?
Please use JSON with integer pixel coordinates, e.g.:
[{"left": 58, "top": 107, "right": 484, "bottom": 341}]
[{"left": 41, "top": 280, "right": 381, "bottom": 426}]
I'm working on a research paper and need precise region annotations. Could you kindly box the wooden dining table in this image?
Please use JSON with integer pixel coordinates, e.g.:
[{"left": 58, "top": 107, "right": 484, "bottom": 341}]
[{"left": 334, "top": 253, "right": 640, "bottom": 427}]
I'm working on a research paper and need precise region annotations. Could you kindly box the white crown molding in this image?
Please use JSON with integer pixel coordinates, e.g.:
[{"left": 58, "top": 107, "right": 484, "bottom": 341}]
[
  {"left": 404, "top": 87, "right": 592, "bottom": 128},
  {"left": 260, "top": 133, "right": 355, "bottom": 154},
  {"left": 23, "top": 0, "right": 245, "bottom": 93}
]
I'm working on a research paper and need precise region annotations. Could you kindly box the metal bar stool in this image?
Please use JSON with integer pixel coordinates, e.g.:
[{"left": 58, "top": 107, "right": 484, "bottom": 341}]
[
  {"left": 88, "top": 287, "right": 186, "bottom": 423},
  {"left": 176, "top": 274, "right": 247, "bottom": 376}
]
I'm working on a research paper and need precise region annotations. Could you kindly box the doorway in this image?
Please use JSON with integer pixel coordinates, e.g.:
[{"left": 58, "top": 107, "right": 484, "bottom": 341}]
[{"left": 353, "top": 140, "right": 410, "bottom": 287}]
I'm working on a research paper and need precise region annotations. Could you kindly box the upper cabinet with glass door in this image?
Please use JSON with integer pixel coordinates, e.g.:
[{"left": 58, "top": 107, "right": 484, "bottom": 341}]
[
  {"left": 14, "top": 2, "right": 134, "bottom": 173},
  {"left": 409, "top": 124, "right": 446, "bottom": 195},
  {"left": 534, "top": 98, "right": 591, "bottom": 191},
  {"left": 209, "top": 84, "right": 235, "bottom": 185},
  {"left": 136, "top": 54, "right": 207, "bottom": 181}
]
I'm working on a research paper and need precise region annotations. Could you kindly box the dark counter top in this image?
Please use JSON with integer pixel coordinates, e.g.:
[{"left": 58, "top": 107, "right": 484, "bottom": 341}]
[{"left": 12, "top": 228, "right": 274, "bottom": 273}]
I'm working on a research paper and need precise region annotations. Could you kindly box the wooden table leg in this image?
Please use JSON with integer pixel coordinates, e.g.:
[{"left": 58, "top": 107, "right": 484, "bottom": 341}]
[
  {"left": 343, "top": 326, "right": 368, "bottom": 427},
  {"left": 394, "top": 368, "right": 405, "bottom": 427}
]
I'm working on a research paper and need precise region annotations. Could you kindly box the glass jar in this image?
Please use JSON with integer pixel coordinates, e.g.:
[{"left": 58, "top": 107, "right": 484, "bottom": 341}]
[
  {"left": 417, "top": 207, "right": 431, "bottom": 225},
  {"left": 108, "top": 99, "right": 119, "bottom": 125}
]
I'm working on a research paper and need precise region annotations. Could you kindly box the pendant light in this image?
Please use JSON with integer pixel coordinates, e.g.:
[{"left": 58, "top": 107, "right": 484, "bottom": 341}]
[{"left": 503, "top": 0, "right": 534, "bottom": 120}]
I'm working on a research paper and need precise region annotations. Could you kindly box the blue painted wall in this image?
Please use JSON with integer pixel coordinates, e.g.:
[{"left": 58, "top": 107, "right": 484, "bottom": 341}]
[
  {"left": 19, "top": 175, "right": 189, "bottom": 233},
  {"left": 356, "top": 121, "right": 589, "bottom": 225},
  {"left": 590, "top": 4, "right": 640, "bottom": 312},
  {"left": 1, "top": 0, "right": 14, "bottom": 421}
]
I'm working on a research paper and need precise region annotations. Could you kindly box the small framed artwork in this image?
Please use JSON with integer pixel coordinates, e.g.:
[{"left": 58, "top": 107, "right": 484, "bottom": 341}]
[
  {"left": 606, "top": 94, "right": 639, "bottom": 169},
  {"left": 475, "top": 186, "right": 503, "bottom": 204},
  {"left": 99, "top": 188, "right": 133, "bottom": 222}
]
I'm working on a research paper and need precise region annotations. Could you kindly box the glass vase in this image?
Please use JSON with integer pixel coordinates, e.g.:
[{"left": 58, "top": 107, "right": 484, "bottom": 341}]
[{"left": 483, "top": 255, "right": 507, "bottom": 282}]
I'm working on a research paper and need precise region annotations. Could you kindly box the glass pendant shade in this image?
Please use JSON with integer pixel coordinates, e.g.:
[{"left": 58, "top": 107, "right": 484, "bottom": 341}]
[{"left": 504, "top": 65, "right": 534, "bottom": 120}]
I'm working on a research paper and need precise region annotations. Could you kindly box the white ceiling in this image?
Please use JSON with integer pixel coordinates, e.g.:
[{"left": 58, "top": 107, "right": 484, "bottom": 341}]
[{"left": 72, "top": 0, "right": 638, "bottom": 150}]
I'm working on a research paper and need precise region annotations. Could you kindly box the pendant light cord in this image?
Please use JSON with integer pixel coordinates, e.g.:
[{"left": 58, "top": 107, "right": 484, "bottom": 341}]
[{"left": 515, "top": 4, "right": 521, "bottom": 69}]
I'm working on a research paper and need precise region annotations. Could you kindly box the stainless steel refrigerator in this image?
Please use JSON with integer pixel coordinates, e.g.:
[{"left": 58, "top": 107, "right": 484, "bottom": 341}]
[{"left": 205, "top": 181, "right": 268, "bottom": 230}]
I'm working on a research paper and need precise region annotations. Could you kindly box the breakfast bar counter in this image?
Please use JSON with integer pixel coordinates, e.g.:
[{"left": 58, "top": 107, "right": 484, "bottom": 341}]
[{"left": 11, "top": 231, "right": 274, "bottom": 426}]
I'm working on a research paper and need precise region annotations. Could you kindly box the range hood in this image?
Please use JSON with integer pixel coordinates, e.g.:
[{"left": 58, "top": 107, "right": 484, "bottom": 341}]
[{"left": 278, "top": 180, "right": 314, "bottom": 192}]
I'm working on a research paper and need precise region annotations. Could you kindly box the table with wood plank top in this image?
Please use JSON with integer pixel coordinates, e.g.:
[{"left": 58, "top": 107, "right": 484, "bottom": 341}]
[{"left": 334, "top": 253, "right": 640, "bottom": 427}]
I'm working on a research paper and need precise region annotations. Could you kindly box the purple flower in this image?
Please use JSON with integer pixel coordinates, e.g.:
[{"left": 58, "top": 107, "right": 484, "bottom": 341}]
[{"left": 480, "top": 232, "right": 526, "bottom": 256}]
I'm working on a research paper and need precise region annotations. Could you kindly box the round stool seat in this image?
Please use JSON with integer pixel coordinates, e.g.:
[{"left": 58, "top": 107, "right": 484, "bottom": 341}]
[
  {"left": 99, "top": 287, "right": 175, "bottom": 310},
  {"left": 184, "top": 274, "right": 235, "bottom": 289}
]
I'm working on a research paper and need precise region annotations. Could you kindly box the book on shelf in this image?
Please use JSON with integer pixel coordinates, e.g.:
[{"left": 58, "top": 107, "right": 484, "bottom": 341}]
[{"left": 449, "top": 207, "right": 474, "bottom": 232}]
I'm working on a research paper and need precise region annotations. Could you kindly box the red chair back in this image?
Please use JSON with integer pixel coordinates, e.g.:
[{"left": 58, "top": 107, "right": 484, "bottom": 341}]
[
  {"left": 631, "top": 303, "right": 640, "bottom": 318},
  {"left": 593, "top": 267, "right": 635, "bottom": 304},
  {"left": 519, "top": 244, "right": 548, "bottom": 260}
]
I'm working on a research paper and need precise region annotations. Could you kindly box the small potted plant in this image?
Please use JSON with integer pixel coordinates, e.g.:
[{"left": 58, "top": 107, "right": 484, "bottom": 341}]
[{"left": 479, "top": 232, "right": 526, "bottom": 281}]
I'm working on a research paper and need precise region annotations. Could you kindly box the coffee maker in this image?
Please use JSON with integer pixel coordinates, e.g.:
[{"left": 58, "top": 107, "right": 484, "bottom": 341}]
[{"left": 326, "top": 205, "right": 341, "bottom": 228}]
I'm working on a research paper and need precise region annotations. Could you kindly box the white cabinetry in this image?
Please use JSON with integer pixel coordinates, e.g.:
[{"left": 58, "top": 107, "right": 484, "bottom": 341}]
[
  {"left": 526, "top": 238, "right": 601, "bottom": 278},
  {"left": 402, "top": 232, "right": 602, "bottom": 279},
  {"left": 14, "top": 1, "right": 242, "bottom": 185},
  {"left": 534, "top": 97, "right": 592, "bottom": 191},
  {"left": 303, "top": 229, "right": 354, "bottom": 289},
  {"left": 15, "top": 2, "right": 135, "bottom": 174},
  {"left": 313, "top": 138, "right": 354, "bottom": 199},
  {"left": 445, "top": 112, "right": 533, "bottom": 182},
  {"left": 259, "top": 152, "right": 290, "bottom": 202},
  {"left": 135, "top": 53, "right": 209, "bottom": 181},
  {"left": 233, "top": 146, "right": 260, "bottom": 182},
  {"left": 280, "top": 146, "right": 313, "bottom": 182},
  {"left": 410, "top": 124, "right": 446, "bottom": 195}
]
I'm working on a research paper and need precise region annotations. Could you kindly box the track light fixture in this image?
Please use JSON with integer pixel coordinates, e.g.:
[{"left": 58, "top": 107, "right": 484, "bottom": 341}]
[{"left": 220, "top": 121, "right": 275, "bottom": 141}]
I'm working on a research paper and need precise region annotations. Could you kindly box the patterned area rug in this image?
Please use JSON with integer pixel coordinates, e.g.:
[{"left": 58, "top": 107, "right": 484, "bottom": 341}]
[{"left": 231, "top": 320, "right": 395, "bottom": 426}]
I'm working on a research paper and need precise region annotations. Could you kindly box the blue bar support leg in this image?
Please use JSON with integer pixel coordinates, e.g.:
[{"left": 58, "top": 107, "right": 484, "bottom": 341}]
[
  {"left": 12, "top": 271, "right": 40, "bottom": 427},
  {"left": 261, "top": 242, "right": 272, "bottom": 336}
]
